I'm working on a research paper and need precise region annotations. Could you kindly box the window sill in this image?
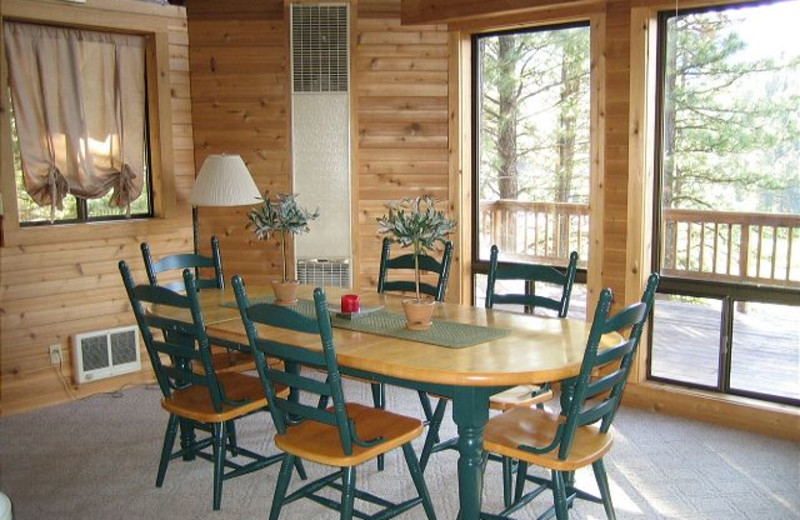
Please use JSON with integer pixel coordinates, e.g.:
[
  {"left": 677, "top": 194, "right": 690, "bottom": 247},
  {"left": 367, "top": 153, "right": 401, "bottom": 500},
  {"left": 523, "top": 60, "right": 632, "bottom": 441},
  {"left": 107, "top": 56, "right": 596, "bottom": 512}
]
[{"left": 624, "top": 380, "right": 799, "bottom": 441}]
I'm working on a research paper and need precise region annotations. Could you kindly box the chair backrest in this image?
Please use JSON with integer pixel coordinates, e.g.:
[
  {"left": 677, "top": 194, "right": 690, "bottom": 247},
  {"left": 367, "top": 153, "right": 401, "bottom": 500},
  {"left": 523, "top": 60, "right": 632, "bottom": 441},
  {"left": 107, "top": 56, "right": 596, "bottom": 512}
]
[
  {"left": 377, "top": 237, "right": 454, "bottom": 302},
  {"left": 534, "top": 273, "right": 660, "bottom": 461},
  {"left": 141, "top": 236, "right": 224, "bottom": 292},
  {"left": 119, "top": 260, "right": 232, "bottom": 411},
  {"left": 485, "top": 245, "right": 579, "bottom": 317},
  {"left": 233, "top": 276, "right": 382, "bottom": 455}
]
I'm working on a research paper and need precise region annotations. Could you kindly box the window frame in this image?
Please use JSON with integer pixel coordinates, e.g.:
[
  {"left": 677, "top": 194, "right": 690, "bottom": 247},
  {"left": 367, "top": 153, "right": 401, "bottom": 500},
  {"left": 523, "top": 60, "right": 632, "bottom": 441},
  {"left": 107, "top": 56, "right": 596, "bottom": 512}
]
[
  {"left": 0, "top": 2, "right": 177, "bottom": 249},
  {"left": 649, "top": 2, "right": 800, "bottom": 406},
  {"left": 469, "top": 20, "right": 594, "bottom": 305}
]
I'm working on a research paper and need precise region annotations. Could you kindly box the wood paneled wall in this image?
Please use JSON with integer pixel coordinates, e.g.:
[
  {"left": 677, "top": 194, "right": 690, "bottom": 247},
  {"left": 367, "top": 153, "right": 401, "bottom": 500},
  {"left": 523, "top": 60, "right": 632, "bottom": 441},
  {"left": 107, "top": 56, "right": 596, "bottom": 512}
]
[
  {"left": 186, "top": 0, "right": 455, "bottom": 296},
  {"left": 186, "top": 0, "right": 290, "bottom": 286},
  {"left": 0, "top": 0, "right": 195, "bottom": 415},
  {"left": 355, "top": 0, "right": 454, "bottom": 296}
]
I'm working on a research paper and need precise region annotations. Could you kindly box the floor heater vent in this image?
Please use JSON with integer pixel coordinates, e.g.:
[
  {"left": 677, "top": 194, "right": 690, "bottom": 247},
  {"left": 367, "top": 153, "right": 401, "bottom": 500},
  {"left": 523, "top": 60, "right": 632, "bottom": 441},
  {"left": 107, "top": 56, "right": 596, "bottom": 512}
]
[
  {"left": 297, "top": 258, "right": 350, "bottom": 288},
  {"left": 72, "top": 326, "right": 141, "bottom": 384}
]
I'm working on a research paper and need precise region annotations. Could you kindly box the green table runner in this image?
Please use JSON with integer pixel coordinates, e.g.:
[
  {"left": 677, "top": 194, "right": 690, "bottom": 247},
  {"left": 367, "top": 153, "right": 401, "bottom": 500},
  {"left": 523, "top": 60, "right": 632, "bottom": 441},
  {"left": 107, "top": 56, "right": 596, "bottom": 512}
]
[{"left": 222, "top": 297, "right": 509, "bottom": 349}]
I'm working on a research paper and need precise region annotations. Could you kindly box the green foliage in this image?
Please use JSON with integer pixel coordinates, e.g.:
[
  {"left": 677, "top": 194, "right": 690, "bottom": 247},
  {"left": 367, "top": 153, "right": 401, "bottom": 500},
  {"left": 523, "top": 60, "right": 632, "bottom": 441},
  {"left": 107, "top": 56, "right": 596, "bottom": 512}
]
[
  {"left": 662, "top": 7, "right": 800, "bottom": 213},
  {"left": 248, "top": 193, "right": 320, "bottom": 282},
  {"left": 377, "top": 195, "right": 456, "bottom": 299}
]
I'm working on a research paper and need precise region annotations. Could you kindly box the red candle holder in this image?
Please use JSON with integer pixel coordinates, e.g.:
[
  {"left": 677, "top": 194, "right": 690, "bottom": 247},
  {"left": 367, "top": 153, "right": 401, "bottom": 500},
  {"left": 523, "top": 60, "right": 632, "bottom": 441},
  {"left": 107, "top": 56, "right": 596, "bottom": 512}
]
[{"left": 341, "top": 294, "right": 360, "bottom": 313}]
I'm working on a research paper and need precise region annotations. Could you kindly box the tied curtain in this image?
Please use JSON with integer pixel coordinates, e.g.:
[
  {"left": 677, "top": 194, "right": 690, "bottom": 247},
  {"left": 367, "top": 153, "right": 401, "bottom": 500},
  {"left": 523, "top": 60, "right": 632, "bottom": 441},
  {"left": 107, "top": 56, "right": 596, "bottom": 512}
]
[{"left": 3, "top": 22, "right": 146, "bottom": 217}]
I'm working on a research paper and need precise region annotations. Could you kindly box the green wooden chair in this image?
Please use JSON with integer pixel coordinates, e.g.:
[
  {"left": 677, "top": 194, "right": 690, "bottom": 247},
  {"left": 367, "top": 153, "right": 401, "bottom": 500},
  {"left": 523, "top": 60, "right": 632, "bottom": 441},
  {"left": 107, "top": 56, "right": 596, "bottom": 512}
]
[
  {"left": 118, "top": 261, "right": 298, "bottom": 510},
  {"left": 481, "top": 273, "right": 660, "bottom": 520},
  {"left": 377, "top": 236, "right": 455, "bottom": 467},
  {"left": 233, "top": 276, "right": 438, "bottom": 520},
  {"left": 419, "top": 246, "right": 579, "bottom": 481},
  {"left": 141, "top": 237, "right": 253, "bottom": 373},
  {"left": 141, "top": 235, "right": 225, "bottom": 292},
  {"left": 378, "top": 236, "right": 454, "bottom": 302}
]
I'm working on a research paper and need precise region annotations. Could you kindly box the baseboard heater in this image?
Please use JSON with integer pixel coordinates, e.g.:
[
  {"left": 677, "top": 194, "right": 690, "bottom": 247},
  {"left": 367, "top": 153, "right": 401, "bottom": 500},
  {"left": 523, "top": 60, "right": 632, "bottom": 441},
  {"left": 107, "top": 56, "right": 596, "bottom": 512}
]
[
  {"left": 297, "top": 258, "right": 350, "bottom": 288},
  {"left": 72, "top": 325, "right": 141, "bottom": 384}
]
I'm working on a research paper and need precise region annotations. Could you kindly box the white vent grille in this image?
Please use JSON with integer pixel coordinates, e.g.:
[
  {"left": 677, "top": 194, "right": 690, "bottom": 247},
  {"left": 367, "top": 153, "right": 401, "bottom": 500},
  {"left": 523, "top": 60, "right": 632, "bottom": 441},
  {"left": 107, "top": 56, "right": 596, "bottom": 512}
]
[
  {"left": 291, "top": 4, "right": 349, "bottom": 93},
  {"left": 72, "top": 326, "right": 141, "bottom": 384},
  {"left": 297, "top": 258, "right": 350, "bottom": 287}
]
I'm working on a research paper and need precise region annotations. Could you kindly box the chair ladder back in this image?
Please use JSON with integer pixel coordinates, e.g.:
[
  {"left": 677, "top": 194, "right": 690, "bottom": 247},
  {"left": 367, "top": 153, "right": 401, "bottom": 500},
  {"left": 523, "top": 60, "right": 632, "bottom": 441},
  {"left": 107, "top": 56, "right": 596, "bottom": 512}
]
[
  {"left": 378, "top": 237, "right": 453, "bottom": 302},
  {"left": 486, "top": 246, "right": 578, "bottom": 317},
  {"left": 233, "top": 277, "right": 379, "bottom": 456},
  {"left": 556, "top": 273, "right": 660, "bottom": 458},
  {"left": 141, "top": 236, "right": 225, "bottom": 292},
  {"left": 119, "top": 260, "right": 226, "bottom": 409}
]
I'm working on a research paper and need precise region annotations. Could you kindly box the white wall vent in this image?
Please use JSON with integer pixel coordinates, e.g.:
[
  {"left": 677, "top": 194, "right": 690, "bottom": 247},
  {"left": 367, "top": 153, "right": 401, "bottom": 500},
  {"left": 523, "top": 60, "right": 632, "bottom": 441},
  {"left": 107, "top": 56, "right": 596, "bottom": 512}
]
[
  {"left": 291, "top": 3, "right": 353, "bottom": 269},
  {"left": 291, "top": 4, "right": 349, "bottom": 93},
  {"left": 72, "top": 325, "right": 141, "bottom": 384},
  {"left": 297, "top": 258, "right": 350, "bottom": 288}
]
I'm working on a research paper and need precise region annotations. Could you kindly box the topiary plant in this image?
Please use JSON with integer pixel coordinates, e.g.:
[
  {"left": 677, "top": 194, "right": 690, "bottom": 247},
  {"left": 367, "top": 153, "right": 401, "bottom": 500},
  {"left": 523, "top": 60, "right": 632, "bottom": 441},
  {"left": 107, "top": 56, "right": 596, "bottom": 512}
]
[
  {"left": 377, "top": 194, "right": 456, "bottom": 300},
  {"left": 248, "top": 193, "right": 320, "bottom": 283}
]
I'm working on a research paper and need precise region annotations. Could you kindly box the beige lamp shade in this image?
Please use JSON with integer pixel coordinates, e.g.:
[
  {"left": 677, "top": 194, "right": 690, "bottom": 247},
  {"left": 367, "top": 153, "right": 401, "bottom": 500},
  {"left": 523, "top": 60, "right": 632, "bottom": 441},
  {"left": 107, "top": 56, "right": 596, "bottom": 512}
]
[{"left": 190, "top": 154, "right": 261, "bottom": 207}]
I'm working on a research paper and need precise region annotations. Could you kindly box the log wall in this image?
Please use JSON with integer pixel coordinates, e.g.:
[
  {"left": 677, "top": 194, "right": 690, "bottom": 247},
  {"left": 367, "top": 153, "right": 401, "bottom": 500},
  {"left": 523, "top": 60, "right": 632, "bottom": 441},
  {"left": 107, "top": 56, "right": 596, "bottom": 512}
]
[{"left": 0, "top": 0, "right": 195, "bottom": 415}]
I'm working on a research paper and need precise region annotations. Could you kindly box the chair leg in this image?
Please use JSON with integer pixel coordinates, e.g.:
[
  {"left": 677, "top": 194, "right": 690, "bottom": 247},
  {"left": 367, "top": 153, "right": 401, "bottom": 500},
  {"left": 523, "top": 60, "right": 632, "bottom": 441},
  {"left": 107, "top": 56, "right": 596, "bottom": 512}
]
[
  {"left": 402, "top": 443, "right": 437, "bottom": 520},
  {"left": 212, "top": 423, "right": 225, "bottom": 511},
  {"left": 551, "top": 470, "right": 569, "bottom": 520},
  {"left": 269, "top": 454, "right": 296, "bottom": 520},
  {"left": 340, "top": 466, "right": 356, "bottom": 520},
  {"left": 294, "top": 457, "right": 308, "bottom": 480},
  {"left": 417, "top": 391, "right": 439, "bottom": 442},
  {"left": 371, "top": 382, "right": 386, "bottom": 471},
  {"left": 178, "top": 417, "right": 197, "bottom": 461},
  {"left": 513, "top": 461, "right": 528, "bottom": 503},
  {"left": 156, "top": 414, "right": 179, "bottom": 487},
  {"left": 592, "top": 459, "right": 617, "bottom": 520},
  {"left": 501, "top": 456, "right": 514, "bottom": 508},
  {"left": 225, "top": 420, "right": 239, "bottom": 456},
  {"left": 419, "top": 397, "right": 448, "bottom": 472}
]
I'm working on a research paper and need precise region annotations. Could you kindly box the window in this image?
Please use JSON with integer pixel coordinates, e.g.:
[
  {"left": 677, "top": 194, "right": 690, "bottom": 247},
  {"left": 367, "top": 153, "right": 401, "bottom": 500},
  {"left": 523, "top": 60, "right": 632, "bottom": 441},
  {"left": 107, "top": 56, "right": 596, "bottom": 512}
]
[
  {"left": 5, "top": 22, "right": 152, "bottom": 225},
  {"left": 651, "top": 1, "right": 800, "bottom": 405},
  {"left": 472, "top": 23, "right": 591, "bottom": 310}
]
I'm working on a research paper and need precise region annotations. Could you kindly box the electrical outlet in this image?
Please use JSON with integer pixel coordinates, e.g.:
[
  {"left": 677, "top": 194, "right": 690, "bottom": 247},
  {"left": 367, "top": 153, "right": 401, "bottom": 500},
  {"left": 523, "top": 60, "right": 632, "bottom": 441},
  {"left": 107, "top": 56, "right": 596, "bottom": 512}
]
[{"left": 49, "top": 344, "right": 62, "bottom": 365}]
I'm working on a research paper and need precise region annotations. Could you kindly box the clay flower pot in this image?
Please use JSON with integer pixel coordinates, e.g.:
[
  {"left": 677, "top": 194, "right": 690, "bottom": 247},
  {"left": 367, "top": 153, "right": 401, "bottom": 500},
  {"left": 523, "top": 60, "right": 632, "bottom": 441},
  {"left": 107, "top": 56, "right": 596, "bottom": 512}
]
[
  {"left": 271, "top": 279, "right": 299, "bottom": 306},
  {"left": 402, "top": 298, "right": 435, "bottom": 331}
]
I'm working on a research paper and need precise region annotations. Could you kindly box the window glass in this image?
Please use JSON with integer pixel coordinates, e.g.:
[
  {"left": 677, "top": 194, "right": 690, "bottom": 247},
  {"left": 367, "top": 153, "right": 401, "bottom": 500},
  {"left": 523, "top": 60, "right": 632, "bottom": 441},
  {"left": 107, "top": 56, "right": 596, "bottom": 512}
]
[{"left": 474, "top": 24, "right": 591, "bottom": 268}]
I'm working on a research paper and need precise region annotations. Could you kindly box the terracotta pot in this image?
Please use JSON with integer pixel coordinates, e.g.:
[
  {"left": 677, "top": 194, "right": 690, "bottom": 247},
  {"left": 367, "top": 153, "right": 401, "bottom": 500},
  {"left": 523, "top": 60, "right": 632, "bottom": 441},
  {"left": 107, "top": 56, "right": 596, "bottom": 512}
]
[
  {"left": 271, "top": 280, "right": 299, "bottom": 305},
  {"left": 402, "top": 298, "right": 436, "bottom": 331}
]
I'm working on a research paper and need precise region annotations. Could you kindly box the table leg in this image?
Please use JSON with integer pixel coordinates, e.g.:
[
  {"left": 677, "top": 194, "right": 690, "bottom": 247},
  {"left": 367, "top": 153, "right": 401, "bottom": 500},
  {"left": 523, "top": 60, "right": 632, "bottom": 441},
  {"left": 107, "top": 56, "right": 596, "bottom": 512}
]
[{"left": 451, "top": 387, "right": 490, "bottom": 520}]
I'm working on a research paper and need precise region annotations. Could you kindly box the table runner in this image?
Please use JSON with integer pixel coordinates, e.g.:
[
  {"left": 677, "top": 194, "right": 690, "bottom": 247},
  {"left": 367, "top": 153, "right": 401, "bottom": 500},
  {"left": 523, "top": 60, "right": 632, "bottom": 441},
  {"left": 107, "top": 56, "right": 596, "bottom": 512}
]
[{"left": 222, "top": 297, "right": 509, "bottom": 349}]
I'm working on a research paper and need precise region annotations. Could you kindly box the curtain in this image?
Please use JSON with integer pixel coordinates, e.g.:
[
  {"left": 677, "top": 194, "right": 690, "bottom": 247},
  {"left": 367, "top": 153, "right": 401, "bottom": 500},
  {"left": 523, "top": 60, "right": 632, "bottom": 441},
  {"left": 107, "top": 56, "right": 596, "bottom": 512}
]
[{"left": 3, "top": 22, "right": 146, "bottom": 217}]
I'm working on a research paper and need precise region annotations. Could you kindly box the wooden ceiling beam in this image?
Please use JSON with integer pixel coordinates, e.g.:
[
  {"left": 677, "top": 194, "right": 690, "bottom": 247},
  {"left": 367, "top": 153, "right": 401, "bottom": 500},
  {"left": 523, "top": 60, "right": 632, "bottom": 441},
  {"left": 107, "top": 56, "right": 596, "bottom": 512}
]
[{"left": 401, "top": 0, "right": 592, "bottom": 25}]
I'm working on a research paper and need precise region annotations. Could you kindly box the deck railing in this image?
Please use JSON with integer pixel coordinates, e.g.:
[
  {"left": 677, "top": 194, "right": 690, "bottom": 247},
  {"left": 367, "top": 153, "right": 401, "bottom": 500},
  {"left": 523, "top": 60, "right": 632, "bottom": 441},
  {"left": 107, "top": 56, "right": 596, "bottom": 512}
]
[{"left": 479, "top": 200, "right": 800, "bottom": 289}]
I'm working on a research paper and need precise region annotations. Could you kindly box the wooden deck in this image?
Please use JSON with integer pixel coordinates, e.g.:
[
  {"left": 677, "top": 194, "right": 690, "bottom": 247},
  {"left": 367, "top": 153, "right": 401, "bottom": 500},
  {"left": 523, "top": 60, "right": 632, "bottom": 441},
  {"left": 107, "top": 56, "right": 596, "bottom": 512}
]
[{"left": 477, "top": 280, "right": 799, "bottom": 403}]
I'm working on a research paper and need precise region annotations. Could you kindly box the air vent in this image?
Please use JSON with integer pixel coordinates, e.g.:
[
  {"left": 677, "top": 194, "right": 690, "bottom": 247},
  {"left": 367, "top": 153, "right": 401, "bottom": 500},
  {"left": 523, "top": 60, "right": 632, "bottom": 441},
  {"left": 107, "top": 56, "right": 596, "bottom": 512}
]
[
  {"left": 291, "top": 4, "right": 349, "bottom": 93},
  {"left": 72, "top": 326, "right": 141, "bottom": 384},
  {"left": 297, "top": 258, "right": 350, "bottom": 288}
]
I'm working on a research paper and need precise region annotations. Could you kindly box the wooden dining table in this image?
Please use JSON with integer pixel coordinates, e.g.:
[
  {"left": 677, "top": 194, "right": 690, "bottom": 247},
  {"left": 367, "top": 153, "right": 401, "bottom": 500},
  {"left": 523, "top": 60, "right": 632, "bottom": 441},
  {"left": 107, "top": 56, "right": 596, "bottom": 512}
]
[{"left": 177, "top": 283, "right": 611, "bottom": 520}]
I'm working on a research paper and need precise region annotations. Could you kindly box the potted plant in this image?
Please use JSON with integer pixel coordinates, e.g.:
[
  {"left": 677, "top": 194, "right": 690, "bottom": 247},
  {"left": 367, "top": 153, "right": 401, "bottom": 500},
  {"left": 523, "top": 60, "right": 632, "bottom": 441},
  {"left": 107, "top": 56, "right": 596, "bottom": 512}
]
[
  {"left": 377, "top": 194, "right": 456, "bottom": 330},
  {"left": 248, "top": 192, "right": 319, "bottom": 305}
]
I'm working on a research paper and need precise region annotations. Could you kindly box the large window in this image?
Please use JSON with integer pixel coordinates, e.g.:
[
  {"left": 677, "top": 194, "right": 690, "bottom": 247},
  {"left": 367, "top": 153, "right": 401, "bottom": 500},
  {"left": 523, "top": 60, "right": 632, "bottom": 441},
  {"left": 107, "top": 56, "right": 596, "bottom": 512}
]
[
  {"left": 5, "top": 22, "right": 152, "bottom": 225},
  {"left": 651, "top": 1, "right": 800, "bottom": 405},
  {"left": 472, "top": 23, "right": 591, "bottom": 313}
]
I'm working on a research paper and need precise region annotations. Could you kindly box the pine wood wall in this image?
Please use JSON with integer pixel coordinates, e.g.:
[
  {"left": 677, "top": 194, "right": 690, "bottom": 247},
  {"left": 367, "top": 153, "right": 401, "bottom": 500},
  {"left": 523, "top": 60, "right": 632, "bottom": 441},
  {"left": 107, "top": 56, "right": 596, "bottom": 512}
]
[
  {"left": 186, "top": 0, "right": 290, "bottom": 286},
  {"left": 186, "top": 0, "right": 454, "bottom": 295},
  {"left": 0, "top": 0, "right": 195, "bottom": 415}
]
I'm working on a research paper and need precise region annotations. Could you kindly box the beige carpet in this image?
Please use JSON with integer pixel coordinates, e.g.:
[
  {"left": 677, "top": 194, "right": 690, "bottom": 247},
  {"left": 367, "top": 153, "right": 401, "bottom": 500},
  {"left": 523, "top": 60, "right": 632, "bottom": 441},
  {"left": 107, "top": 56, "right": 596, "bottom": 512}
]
[{"left": 0, "top": 379, "right": 798, "bottom": 520}]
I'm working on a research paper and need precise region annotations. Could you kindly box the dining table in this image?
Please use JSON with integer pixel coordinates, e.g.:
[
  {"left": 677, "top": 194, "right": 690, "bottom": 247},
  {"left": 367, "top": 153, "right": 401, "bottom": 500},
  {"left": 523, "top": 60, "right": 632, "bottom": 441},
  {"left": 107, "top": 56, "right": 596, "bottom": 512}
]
[{"left": 164, "top": 283, "right": 615, "bottom": 520}]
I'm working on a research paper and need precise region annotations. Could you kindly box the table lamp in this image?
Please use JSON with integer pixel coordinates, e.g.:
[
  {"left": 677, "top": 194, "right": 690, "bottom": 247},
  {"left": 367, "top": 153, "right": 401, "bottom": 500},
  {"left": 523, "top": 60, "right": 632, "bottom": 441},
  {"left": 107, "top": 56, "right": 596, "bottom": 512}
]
[{"left": 189, "top": 154, "right": 261, "bottom": 254}]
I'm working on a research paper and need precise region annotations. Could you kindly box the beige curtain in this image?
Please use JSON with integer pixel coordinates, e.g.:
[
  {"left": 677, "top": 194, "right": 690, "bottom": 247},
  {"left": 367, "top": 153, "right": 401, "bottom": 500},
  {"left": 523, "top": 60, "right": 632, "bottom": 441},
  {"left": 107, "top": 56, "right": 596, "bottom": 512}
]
[{"left": 3, "top": 22, "right": 146, "bottom": 216}]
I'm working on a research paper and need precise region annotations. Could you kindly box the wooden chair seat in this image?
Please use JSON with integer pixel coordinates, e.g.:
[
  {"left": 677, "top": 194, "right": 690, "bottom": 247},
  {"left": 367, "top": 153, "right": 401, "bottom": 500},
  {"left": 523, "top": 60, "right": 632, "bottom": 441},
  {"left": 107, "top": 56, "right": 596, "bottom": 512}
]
[
  {"left": 489, "top": 384, "right": 554, "bottom": 411},
  {"left": 275, "top": 403, "right": 423, "bottom": 467},
  {"left": 210, "top": 346, "right": 256, "bottom": 373},
  {"left": 162, "top": 372, "right": 286, "bottom": 423},
  {"left": 484, "top": 407, "right": 613, "bottom": 472}
]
